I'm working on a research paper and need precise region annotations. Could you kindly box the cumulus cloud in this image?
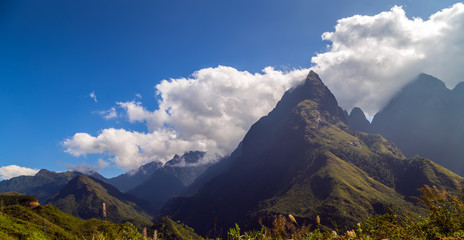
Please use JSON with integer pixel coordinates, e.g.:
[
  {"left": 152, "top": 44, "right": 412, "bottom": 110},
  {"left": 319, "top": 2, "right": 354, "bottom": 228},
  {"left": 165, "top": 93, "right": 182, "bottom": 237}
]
[
  {"left": 312, "top": 3, "right": 464, "bottom": 116},
  {"left": 90, "top": 91, "right": 97, "bottom": 103},
  {"left": 0, "top": 165, "right": 39, "bottom": 180},
  {"left": 65, "top": 159, "right": 109, "bottom": 174},
  {"left": 64, "top": 66, "right": 308, "bottom": 170}
]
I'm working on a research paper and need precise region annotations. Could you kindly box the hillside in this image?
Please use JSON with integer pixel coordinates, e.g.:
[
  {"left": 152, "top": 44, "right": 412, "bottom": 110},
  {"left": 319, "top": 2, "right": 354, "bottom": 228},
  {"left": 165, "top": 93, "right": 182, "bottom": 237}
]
[
  {"left": 0, "top": 169, "right": 80, "bottom": 202},
  {"left": 161, "top": 71, "right": 463, "bottom": 236},
  {"left": 46, "top": 175, "right": 153, "bottom": 228}
]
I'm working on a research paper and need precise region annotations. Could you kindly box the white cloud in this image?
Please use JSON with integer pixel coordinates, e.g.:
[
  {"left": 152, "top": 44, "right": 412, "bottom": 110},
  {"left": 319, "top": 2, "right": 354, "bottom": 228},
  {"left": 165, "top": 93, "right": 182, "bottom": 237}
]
[
  {"left": 0, "top": 165, "right": 39, "bottom": 180},
  {"left": 65, "top": 159, "right": 109, "bottom": 174},
  {"left": 64, "top": 66, "right": 308, "bottom": 170},
  {"left": 63, "top": 128, "right": 220, "bottom": 170},
  {"left": 97, "top": 107, "right": 117, "bottom": 120},
  {"left": 90, "top": 91, "right": 97, "bottom": 103},
  {"left": 117, "top": 101, "right": 157, "bottom": 128},
  {"left": 312, "top": 3, "right": 464, "bottom": 116}
]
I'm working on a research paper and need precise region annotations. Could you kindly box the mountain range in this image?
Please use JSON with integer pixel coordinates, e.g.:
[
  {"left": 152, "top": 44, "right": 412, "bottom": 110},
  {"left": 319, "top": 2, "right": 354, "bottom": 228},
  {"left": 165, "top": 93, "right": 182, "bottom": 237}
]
[
  {"left": 0, "top": 169, "right": 80, "bottom": 202},
  {"left": 0, "top": 151, "right": 209, "bottom": 216},
  {"left": 107, "top": 151, "right": 209, "bottom": 212}
]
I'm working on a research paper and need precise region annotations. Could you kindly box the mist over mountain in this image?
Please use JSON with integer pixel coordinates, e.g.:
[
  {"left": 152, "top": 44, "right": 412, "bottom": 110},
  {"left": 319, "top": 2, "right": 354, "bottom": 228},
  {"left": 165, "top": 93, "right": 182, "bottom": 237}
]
[
  {"left": 107, "top": 151, "right": 207, "bottom": 194},
  {"left": 162, "top": 151, "right": 209, "bottom": 186},
  {"left": 348, "top": 73, "right": 464, "bottom": 176},
  {"left": 127, "top": 151, "right": 210, "bottom": 213},
  {"left": 161, "top": 71, "right": 463, "bottom": 236},
  {"left": 106, "top": 161, "right": 164, "bottom": 192}
]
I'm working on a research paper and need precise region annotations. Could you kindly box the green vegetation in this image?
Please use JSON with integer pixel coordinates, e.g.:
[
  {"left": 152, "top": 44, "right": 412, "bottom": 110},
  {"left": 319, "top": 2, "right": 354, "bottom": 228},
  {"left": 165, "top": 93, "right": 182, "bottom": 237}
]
[
  {"left": 228, "top": 185, "right": 464, "bottom": 239},
  {"left": 0, "top": 198, "right": 143, "bottom": 239},
  {"left": 0, "top": 192, "right": 204, "bottom": 239},
  {"left": 0, "top": 192, "right": 38, "bottom": 207},
  {"left": 150, "top": 217, "right": 203, "bottom": 240},
  {"left": 5, "top": 186, "right": 464, "bottom": 240}
]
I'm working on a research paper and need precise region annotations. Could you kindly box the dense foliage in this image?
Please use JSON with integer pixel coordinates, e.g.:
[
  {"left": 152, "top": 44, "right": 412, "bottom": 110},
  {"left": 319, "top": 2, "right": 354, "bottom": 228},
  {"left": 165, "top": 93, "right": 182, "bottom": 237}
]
[
  {"left": 0, "top": 193, "right": 201, "bottom": 239},
  {"left": 228, "top": 185, "right": 464, "bottom": 240},
  {"left": 0, "top": 192, "right": 38, "bottom": 207},
  {"left": 0, "top": 203, "right": 143, "bottom": 239},
  {"left": 151, "top": 217, "right": 203, "bottom": 240}
]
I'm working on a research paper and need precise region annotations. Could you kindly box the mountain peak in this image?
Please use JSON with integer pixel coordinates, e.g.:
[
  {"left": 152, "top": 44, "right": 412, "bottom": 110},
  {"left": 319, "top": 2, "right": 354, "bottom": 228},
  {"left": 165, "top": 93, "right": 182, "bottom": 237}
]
[
  {"left": 306, "top": 70, "right": 324, "bottom": 85},
  {"left": 452, "top": 81, "right": 464, "bottom": 95},
  {"left": 270, "top": 70, "right": 346, "bottom": 123},
  {"left": 241, "top": 70, "right": 347, "bottom": 157},
  {"left": 165, "top": 151, "right": 206, "bottom": 166},
  {"left": 36, "top": 169, "right": 53, "bottom": 176},
  {"left": 350, "top": 107, "right": 366, "bottom": 118},
  {"left": 347, "top": 107, "right": 371, "bottom": 133},
  {"left": 241, "top": 71, "right": 343, "bottom": 150},
  {"left": 403, "top": 73, "right": 449, "bottom": 95},
  {"left": 301, "top": 70, "right": 345, "bottom": 121},
  {"left": 301, "top": 70, "right": 331, "bottom": 96}
]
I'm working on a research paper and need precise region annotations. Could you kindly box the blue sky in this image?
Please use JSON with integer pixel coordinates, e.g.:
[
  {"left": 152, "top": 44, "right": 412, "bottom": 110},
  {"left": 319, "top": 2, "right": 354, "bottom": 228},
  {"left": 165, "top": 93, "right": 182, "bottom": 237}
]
[{"left": 1, "top": 0, "right": 462, "bottom": 179}]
